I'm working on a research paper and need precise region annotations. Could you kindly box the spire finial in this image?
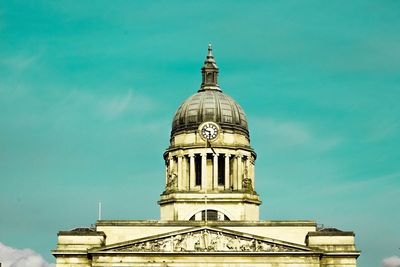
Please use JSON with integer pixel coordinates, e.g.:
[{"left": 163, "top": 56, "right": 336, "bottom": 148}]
[
  {"left": 205, "top": 43, "right": 215, "bottom": 63},
  {"left": 199, "top": 44, "right": 221, "bottom": 92}
]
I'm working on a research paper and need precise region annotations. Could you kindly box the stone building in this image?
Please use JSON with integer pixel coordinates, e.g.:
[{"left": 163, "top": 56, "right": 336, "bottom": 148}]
[{"left": 52, "top": 45, "right": 360, "bottom": 266}]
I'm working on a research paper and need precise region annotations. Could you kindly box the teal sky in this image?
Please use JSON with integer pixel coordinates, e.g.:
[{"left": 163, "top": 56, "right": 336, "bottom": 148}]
[{"left": 1, "top": 1, "right": 399, "bottom": 266}]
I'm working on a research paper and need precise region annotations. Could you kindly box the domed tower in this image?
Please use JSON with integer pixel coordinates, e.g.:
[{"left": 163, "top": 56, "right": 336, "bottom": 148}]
[{"left": 159, "top": 45, "right": 261, "bottom": 221}]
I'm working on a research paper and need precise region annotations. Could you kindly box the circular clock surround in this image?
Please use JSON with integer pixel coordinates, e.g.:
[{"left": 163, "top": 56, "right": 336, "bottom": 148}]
[{"left": 199, "top": 121, "right": 220, "bottom": 141}]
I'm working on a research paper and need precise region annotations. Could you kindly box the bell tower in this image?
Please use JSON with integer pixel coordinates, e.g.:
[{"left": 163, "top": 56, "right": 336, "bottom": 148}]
[{"left": 159, "top": 45, "right": 261, "bottom": 221}]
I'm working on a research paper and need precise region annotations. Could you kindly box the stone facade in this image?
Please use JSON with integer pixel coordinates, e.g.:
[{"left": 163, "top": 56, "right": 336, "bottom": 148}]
[{"left": 52, "top": 45, "right": 360, "bottom": 266}]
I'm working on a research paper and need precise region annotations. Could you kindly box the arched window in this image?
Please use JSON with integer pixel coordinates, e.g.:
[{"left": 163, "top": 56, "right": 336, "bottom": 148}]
[
  {"left": 189, "top": 209, "right": 230, "bottom": 221},
  {"left": 202, "top": 210, "right": 218, "bottom": 220}
]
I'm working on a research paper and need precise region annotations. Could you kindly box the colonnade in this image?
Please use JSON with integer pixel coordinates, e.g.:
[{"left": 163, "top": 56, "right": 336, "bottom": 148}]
[{"left": 165, "top": 150, "right": 255, "bottom": 192}]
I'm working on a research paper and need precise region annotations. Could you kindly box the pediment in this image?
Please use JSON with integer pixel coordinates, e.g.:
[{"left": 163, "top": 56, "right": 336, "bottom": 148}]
[{"left": 91, "top": 226, "right": 313, "bottom": 254}]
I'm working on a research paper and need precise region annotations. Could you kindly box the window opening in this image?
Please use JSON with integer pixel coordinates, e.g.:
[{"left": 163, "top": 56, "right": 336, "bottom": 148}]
[
  {"left": 195, "top": 154, "right": 201, "bottom": 186},
  {"left": 218, "top": 154, "right": 225, "bottom": 185},
  {"left": 202, "top": 210, "right": 218, "bottom": 221},
  {"left": 189, "top": 209, "right": 231, "bottom": 221}
]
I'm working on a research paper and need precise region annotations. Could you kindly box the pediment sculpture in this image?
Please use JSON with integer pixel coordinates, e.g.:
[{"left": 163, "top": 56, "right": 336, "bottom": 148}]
[{"left": 113, "top": 229, "right": 304, "bottom": 253}]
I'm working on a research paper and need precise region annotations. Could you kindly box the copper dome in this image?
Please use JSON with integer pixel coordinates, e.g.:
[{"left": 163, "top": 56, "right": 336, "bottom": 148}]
[
  {"left": 171, "top": 90, "right": 248, "bottom": 137},
  {"left": 171, "top": 45, "right": 249, "bottom": 138}
]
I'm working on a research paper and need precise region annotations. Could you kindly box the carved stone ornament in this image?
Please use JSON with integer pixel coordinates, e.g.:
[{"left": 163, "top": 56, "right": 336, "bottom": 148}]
[
  {"left": 114, "top": 229, "right": 301, "bottom": 253},
  {"left": 165, "top": 169, "right": 177, "bottom": 192},
  {"left": 242, "top": 166, "right": 253, "bottom": 192},
  {"left": 242, "top": 178, "right": 253, "bottom": 192}
]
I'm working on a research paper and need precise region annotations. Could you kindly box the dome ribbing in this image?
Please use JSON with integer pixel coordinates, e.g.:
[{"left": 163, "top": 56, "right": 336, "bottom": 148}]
[{"left": 171, "top": 90, "right": 248, "bottom": 137}]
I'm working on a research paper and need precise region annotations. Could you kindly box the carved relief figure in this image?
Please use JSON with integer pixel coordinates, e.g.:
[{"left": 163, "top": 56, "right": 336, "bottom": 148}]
[
  {"left": 227, "top": 236, "right": 241, "bottom": 251},
  {"left": 242, "top": 166, "right": 253, "bottom": 192},
  {"left": 116, "top": 230, "right": 297, "bottom": 253},
  {"left": 166, "top": 169, "right": 177, "bottom": 191},
  {"left": 185, "top": 233, "right": 196, "bottom": 251}
]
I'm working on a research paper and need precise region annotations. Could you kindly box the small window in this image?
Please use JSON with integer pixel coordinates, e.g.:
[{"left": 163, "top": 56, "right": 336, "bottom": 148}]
[
  {"left": 206, "top": 72, "right": 213, "bottom": 83},
  {"left": 202, "top": 210, "right": 218, "bottom": 221},
  {"left": 189, "top": 209, "right": 230, "bottom": 221}
]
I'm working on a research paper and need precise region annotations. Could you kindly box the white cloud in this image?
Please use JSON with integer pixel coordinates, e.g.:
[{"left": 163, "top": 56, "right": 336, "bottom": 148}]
[
  {"left": 317, "top": 171, "right": 400, "bottom": 197},
  {"left": 99, "top": 90, "right": 158, "bottom": 119},
  {"left": 251, "top": 117, "right": 341, "bottom": 151},
  {"left": 1, "top": 54, "right": 40, "bottom": 71},
  {"left": 65, "top": 89, "right": 157, "bottom": 119},
  {"left": 252, "top": 117, "right": 311, "bottom": 146},
  {"left": 100, "top": 90, "right": 133, "bottom": 118},
  {"left": 383, "top": 256, "right": 400, "bottom": 267},
  {"left": 366, "top": 118, "right": 399, "bottom": 142},
  {"left": 128, "top": 119, "right": 169, "bottom": 134},
  {"left": 0, "top": 242, "right": 55, "bottom": 267}
]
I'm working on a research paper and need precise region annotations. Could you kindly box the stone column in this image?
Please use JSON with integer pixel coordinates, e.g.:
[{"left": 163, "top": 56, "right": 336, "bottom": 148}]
[
  {"left": 168, "top": 156, "right": 175, "bottom": 190},
  {"left": 213, "top": 153, "right": 219, "bottom": 189},
  {"left": 189, "top": 153, "right": 195, "bottom": 190},
  {"left": 182, "top": 155, "right": 187, "bottom": 190},
  {"left": 237, "top": 153, "right": 243, "bottom": 190},
  {"left": 169, "top": 156, "right": 174, "bottom": 172},
  {"left": 165, "top": 163, "right": 168, "bottom": 186},
  {"left": 177, "top": 153, "right": 183, "bottom": 191},
  {"left": 224, "top": 154, "right": 230, "bottom": 189},
  {"left": 201, "top": 152, "right": 207, "bottom": 190},
  {"left": 232, "top": 156, "right": 237, "bottom": 190},
  {"left": 250, "top": 156, "right": 255, "bottom": 190}
]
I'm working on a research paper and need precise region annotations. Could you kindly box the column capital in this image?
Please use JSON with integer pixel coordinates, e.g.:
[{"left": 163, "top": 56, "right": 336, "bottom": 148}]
[
  {"left": 188, "top": 153, "right": 195, "bottom": 158},
  {"left": 225, "top": 153, "right": 231, "bottom": 158},
  {"left": 236, "top": 152, "right": 243, "bottom": 158},
  {"left": 200, "top": 152, "right": 207, "bottom": 157}
]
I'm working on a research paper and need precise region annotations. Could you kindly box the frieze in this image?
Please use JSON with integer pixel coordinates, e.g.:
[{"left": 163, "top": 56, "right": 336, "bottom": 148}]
[{"left": 114, "top": 230, "right": 299, "bottom": 253}]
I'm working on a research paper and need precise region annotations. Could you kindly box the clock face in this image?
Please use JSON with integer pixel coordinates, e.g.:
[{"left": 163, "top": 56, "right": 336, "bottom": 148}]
[{"left": 200, "top": 122, "right": 219, "bottom": 140}]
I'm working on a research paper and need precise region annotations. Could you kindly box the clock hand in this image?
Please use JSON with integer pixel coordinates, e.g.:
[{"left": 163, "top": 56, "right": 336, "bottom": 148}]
[
  {"left": 203, "top": 130, "right": 210, "bottom": 138},
  {"left": 207, "top": 139, "right": 217, "bottom": 155}
]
